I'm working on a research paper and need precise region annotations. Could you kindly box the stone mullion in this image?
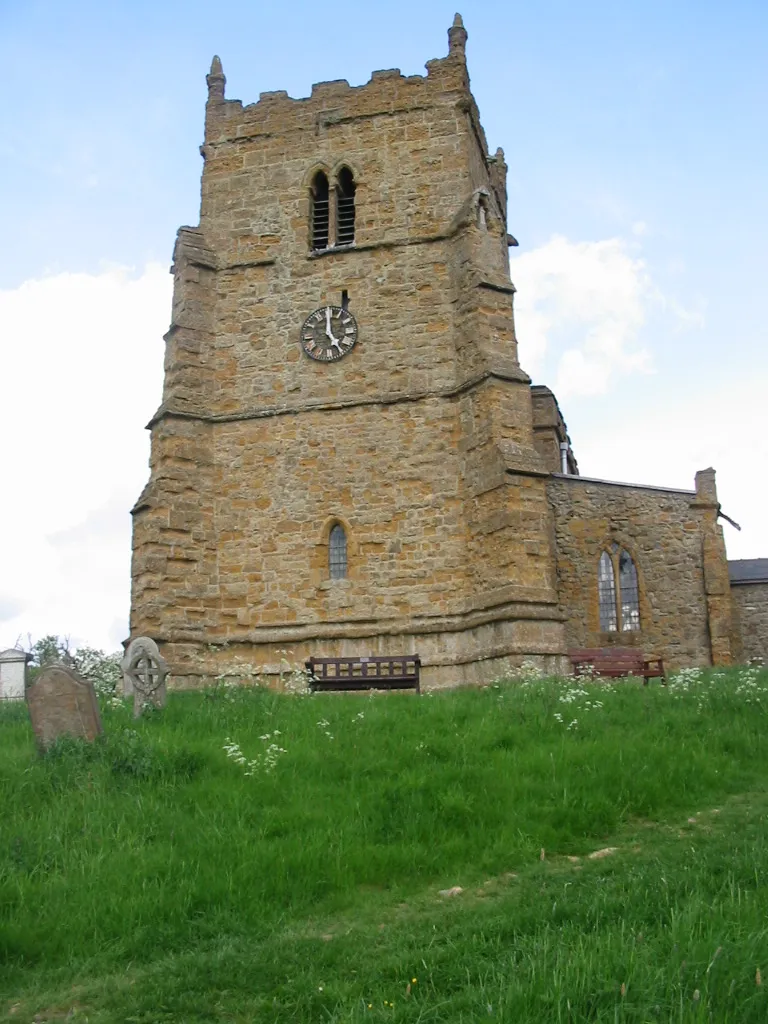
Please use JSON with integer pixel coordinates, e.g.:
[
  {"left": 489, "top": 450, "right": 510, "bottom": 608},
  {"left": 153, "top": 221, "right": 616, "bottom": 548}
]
[{"left": 613, "top": 552, "right": 622, "bottom": 633}]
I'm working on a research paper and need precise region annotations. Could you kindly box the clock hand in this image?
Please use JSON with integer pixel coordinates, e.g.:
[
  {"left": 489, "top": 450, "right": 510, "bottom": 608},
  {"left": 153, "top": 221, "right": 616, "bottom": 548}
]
[{"left": 325, "top": 306, "right": 344, "bottom": 347}]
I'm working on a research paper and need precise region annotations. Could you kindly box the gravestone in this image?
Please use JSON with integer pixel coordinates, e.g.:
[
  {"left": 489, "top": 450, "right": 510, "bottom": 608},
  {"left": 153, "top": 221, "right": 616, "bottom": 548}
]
[
  {"left": 121, "top": 637, "right": 169, "bottom": 718},
  {"left": 26, "top": 663, "right": 103, "bottom": 750},
  {"left": 0, "top": 648, "right": 31, "bottom": 700}
]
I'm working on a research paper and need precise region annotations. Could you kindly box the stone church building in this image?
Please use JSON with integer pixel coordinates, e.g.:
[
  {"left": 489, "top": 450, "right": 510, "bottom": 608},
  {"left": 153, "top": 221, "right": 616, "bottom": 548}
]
[{"left": 129, "top": 16, "right": 746, "bottom": 688}]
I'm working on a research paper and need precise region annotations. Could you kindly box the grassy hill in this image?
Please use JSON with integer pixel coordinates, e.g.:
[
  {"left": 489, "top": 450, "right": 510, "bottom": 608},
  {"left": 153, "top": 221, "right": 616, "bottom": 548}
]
[{"left": 1, "top": 667, "right": 767, "bottom": 1022}]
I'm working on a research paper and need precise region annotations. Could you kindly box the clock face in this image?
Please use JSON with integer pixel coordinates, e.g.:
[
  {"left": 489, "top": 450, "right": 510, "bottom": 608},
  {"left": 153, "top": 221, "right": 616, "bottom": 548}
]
[{"left": 300, "top": 306, "right": 358, "bottom": 362}]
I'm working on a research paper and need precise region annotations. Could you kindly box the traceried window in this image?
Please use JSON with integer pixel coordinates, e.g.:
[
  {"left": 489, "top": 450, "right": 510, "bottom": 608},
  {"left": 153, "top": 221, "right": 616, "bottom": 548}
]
[
  {"left": 335, "top": 166, "right": 356, "bottom": 246},
  {"left": 329, "top": 524, "right": 347, "bottom": 579},
  {"left": 598, "top": 544, "right": 640, "bottom": 633},
  {"left": 310, "top": 171, "right": 330, "bottom": 251}
]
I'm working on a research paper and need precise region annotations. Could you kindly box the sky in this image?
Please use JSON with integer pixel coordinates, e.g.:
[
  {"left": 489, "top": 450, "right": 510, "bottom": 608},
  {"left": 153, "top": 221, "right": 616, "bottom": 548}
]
[{"left": 1, "top": 0, "right": 766, "bottom": 653}]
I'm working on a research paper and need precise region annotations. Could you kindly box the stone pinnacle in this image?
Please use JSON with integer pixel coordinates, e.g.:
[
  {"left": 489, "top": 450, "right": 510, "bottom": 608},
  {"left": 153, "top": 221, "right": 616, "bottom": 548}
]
[
  {"left": 448, "top": 12, "right": 468, "bottom": 55},
  {"left": 207, "top": 54, "right": 226, "bottom": 101}
]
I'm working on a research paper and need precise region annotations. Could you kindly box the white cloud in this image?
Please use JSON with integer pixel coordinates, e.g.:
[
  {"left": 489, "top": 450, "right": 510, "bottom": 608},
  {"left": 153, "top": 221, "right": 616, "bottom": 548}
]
[
  {"left": 0, "top": 264, "right": 171, "bottom": 652},
  {"left": 511, "top": 234, "right": 655, "bottom": 397},
  {"left": 0, "top": 595, "right": 24, "bottom": 623},
  {"left": 571, "top": 373, "right": 768, "bottom": 560}
]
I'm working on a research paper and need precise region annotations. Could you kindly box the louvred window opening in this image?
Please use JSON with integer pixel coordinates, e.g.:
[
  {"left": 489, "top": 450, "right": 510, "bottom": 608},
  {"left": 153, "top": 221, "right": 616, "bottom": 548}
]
[
  {"left": 336, "top": 167, "right": 356, "bottom": 246},
  {"left": 311, "top": 171, "right": 330, "bottom": 251}
]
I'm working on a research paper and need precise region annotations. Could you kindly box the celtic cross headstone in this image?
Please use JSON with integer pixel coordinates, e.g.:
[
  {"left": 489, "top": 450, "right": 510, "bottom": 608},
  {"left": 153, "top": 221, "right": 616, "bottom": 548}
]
[{"left": 121, "top": 637, "right": 169, "bottom": 718}]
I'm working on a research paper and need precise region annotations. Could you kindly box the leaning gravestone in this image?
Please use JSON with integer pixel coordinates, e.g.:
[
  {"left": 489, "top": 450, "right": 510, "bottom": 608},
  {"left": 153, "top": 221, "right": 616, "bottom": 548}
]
[
  {"left": 121, "top": 637, "right": 169, "bottom": 718},
  {"left": 26, "top": 663, "right": 103, "bottom": 751}
]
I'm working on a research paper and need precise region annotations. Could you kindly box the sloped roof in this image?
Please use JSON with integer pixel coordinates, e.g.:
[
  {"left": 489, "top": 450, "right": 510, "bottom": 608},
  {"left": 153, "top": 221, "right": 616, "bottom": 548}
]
[{"left": 729, "top": 559, "right": 768, "bottom": 585}]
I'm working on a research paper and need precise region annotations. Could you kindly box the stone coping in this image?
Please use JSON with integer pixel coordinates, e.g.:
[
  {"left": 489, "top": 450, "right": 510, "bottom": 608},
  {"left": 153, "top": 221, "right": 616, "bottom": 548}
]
[{"left": 551, "top": 472, "right": 695, "bottom": 497}]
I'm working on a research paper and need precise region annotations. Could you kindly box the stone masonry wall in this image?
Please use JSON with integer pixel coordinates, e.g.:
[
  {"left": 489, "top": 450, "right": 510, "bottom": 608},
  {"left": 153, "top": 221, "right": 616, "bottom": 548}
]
[
  {"left": 133, "top": 384, "right": 566, "bottom": 686},
  {"left": 547, "top": 472, "right": 731, "bottom": 670},
  {"left": 731, "top": 583, "right": 768, "bottom": 664}
]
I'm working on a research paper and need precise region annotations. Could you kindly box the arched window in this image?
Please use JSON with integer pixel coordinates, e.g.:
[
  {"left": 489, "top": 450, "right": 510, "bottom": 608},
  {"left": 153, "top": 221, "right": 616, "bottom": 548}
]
[
  {"left": 335, "top": 167, "right": 356, "bottom": 246},
  {"left": 329, "top": 523, "right": 347, "bottom": 579},
  {"left": 598, "top": 545, "right": 640, "bottom": 633},
  {"left": 598, "top": 551, "right": 617, "bottom": 632},
  {"left": 310, "top": 171, "right": 330, "bottom": 251}
]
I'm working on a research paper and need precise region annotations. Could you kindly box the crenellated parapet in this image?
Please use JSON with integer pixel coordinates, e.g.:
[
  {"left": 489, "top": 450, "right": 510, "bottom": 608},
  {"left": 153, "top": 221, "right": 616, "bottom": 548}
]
[
  {"left": 198, "top": 14, "right": 503, "bottom": 255},
  {"left": 204, "top": 16, "right": 472, "bottom": 143}
]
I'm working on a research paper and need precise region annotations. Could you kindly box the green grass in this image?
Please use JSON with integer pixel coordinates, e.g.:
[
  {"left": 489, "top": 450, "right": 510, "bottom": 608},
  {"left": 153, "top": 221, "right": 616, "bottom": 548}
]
[{"left": 1, "top": 666, "right": 767, "bottom": 1021}]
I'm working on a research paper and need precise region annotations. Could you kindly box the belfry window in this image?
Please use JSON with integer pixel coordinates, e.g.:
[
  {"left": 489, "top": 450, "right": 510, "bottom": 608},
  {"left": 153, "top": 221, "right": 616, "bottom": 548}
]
[
  {"left": 310, "top": 171, "right": 330, "bottom": 251},
  {"left": 335, "top": 167, "right": 356, "bottom": 246},
  {"left": 329, "top": 524, "right": 347, "bottom": 579},
  {"left": 598, "top": 545, "right": 640, "bottom": 632}
]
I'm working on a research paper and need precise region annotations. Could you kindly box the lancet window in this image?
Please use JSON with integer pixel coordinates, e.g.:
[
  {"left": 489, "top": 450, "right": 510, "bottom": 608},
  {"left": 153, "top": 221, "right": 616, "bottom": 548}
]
[
  {"left": 310, "top": 170, "right": 330, "bottom": 251},
  {"left": 309, "top": 166, "right": 357, "bottom": 251},
  {"left": 335, "top": 167, "right": 356, "bottom": 246},
  {"left": 329, "top": 524, "right": 347, "bottom": 579}
]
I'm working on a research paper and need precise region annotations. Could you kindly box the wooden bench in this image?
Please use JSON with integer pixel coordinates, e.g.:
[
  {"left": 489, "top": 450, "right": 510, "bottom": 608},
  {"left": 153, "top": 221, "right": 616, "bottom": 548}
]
[
  {"left": 305, "top": 655, "right": 421, "bottom": 693},
  {"left": 568, "top": 647, "right": 665, "bottom": 686}
]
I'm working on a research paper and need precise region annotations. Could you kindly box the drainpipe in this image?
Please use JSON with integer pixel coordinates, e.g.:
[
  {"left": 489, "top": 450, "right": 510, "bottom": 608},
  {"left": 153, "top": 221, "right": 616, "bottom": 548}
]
[{"left": 559, "top": 442, "right": 569, "bottom": 474}]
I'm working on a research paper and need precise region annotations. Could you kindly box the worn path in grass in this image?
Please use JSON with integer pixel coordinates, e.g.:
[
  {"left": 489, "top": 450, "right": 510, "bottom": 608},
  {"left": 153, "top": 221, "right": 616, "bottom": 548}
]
[{"left": 3, "top": 787, "right": 767, "bottom": 1022}]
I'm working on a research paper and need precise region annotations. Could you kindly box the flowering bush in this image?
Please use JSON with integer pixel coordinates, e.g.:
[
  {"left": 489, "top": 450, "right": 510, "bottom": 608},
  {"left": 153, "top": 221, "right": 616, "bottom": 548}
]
[
  {"left": 316, "top": 718, "right": 334, "bottom": 740},
  {"left": 665, "top": 663, "right": 768, "bottom": 713},
  {"left": 21, "top": 634, "right": 124, "bottom": 707},
  {"left": 551, "top": 681, "right": 608, "bottom": 730},
  {"left": 503, "top": 658, "right": 546, "bottom": 683},
  {"left": 277, "top": 650, "right": 314, "bottom": 695},
  {"left": 223, "top": 731, "right": 287, "bottom": 776}
]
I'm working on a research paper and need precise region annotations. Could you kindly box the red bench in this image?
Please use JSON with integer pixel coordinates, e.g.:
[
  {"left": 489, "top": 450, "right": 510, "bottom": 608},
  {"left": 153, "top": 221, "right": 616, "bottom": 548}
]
[
  {"left": 568, "top": 647, "right": 665, "bottom": 686},
  {"left": 305, "top": 655, "right": 421, "bottom": 693}
]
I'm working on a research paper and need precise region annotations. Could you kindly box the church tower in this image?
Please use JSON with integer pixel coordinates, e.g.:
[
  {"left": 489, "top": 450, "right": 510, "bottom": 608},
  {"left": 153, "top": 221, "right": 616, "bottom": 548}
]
[{"left": 129, "top": 15, "right": 567, "bottom": 687}]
